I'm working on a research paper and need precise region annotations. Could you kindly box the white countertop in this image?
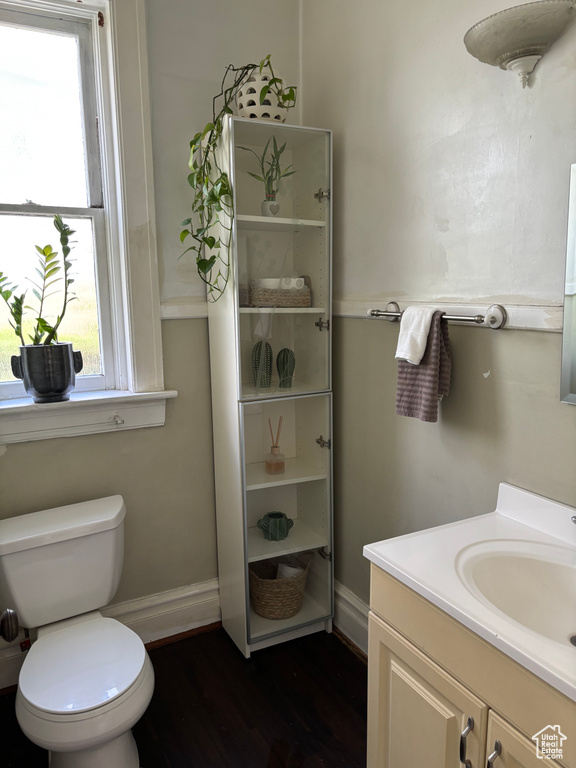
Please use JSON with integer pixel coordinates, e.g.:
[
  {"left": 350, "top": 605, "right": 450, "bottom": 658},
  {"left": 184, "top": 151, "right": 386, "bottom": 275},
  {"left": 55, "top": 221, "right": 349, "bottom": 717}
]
[{"left": 363, "top": 483, "right": 576, "bottom": 702}]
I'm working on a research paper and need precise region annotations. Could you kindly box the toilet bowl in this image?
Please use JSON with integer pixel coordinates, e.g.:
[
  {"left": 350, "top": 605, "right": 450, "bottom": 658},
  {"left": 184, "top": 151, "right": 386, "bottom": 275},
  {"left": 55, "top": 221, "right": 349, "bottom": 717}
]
[
  {"left": 0, "top": 497, "right": 154, "bottom": 767},
  {"left": 16, "top": 613, "right": 154, "bottom": 767}
]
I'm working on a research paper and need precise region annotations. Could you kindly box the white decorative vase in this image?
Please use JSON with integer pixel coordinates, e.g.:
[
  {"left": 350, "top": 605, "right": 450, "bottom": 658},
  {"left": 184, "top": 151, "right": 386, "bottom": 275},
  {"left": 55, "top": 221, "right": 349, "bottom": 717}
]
[
  {"left": 261, "top": 196, "right": 280, "bottom": 217},
  {"left": 237, "top": 72, "right": 288, "bottom": 122}
]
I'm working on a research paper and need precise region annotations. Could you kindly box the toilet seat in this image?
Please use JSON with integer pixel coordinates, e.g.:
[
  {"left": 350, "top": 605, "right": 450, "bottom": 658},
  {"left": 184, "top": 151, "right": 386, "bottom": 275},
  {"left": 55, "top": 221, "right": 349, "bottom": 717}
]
[
  {"left": 19, "top": 616, "right": 146, "bottom": 714},
  {"left": 16, "top": 652, "right": 155, "bottom": 756},
  {"left": 16, "top": 616, "right": 154, "bottom": 757}
]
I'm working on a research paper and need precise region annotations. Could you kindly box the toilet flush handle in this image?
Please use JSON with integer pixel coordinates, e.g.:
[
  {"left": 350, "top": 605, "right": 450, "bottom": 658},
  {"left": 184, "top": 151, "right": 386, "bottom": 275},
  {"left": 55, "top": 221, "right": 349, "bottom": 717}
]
[{"left": 0, "top": 608, "right": 19, "bottom": 643}]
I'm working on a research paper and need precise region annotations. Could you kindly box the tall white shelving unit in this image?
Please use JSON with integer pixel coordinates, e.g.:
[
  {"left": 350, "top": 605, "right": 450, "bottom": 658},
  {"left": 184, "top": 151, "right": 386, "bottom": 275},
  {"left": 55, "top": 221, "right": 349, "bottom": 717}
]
[{"left": 207, "top": 117, "right": 332, "bottom": 657}]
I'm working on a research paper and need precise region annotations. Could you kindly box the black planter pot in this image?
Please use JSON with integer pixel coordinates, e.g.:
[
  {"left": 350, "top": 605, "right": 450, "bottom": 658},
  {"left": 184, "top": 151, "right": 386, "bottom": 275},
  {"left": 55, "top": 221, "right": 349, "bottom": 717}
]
[{"left": 11, "top": 343, "right": 84, "bottom": 403}]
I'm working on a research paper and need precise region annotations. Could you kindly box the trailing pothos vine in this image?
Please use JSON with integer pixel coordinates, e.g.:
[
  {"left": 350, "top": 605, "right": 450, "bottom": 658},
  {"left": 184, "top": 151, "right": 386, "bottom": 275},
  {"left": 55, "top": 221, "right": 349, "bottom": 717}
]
[{"left": 180, "top": 55, "right": 296, "bottom": 302}]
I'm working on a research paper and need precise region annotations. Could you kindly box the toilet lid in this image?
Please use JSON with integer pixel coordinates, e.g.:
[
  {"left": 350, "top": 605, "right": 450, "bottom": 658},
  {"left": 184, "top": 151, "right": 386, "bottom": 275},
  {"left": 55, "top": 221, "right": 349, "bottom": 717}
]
[{"left": 19, "top": 617, "right": 146, "bottom": 714}]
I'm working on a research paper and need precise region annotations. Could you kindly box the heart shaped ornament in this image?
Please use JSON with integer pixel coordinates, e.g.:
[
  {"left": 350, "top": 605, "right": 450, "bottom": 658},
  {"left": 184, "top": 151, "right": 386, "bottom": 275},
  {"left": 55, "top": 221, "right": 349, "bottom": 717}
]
[{"left": 261, "top": 198, "right": 281, "bottom": 217}]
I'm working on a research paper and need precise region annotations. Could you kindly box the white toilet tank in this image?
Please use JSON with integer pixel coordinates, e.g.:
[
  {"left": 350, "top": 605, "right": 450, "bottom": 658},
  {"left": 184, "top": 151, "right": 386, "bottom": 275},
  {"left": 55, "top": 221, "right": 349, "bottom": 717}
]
[{"left": 0, "top": 496, "right": 126, "bottom": 628}]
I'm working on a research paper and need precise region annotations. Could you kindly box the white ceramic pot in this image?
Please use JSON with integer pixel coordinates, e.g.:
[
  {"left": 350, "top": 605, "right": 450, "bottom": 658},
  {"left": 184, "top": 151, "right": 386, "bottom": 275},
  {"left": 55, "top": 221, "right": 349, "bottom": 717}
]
[
  {"left": 237, "top": 72, "right": 287, "bottom": 122},
  {"left": 261, "top": 196, "right": 280, "bottom": 217}
]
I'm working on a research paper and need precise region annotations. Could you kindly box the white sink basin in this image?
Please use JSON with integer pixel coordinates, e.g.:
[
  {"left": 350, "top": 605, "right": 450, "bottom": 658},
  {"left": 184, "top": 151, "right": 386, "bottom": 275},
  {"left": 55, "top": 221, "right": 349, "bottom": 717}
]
[
  {"left": 363, "top": 483, "right": 576, "bottom": 701},
  {"left": 456, "top": 540, "right": 576, "bottom": 644}
]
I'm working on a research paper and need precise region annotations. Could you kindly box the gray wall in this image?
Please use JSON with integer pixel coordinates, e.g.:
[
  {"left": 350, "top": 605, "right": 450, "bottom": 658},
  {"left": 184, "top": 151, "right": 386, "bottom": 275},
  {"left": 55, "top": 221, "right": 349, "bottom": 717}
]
[
  {"left": 333, "top": 319, "right": 576, "bottom": 603},
  {"left": 301, "top": 0, "right": 575, "bottom": 310},
  {"left": 300, "top": 0, "right": 576, "bottom": 604},
  {"left": 147, "top": 0, "right": 301, "bottom": 307},
  {"left": 1, "top": 319, "right": 217, "bottom": 604}
]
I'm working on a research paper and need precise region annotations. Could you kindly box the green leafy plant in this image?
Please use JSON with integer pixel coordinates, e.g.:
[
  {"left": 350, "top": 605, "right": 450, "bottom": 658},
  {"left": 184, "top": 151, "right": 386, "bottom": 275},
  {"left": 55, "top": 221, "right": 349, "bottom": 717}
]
[
  {"left": 0, "top": 214, "right": 76, "bottom": 346},
  {"left": 180, "top": 54, "right": 296, "bottom": 302},
  {"left": 237, "top": 136, "right": 296, "bottom": 198}
]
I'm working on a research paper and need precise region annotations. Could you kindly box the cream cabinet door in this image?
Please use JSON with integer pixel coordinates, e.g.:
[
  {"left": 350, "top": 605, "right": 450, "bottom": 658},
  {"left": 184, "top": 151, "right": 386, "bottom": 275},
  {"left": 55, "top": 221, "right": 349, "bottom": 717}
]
[
  {"left": 368, "top": 611, "right": 488, "bottom": 768},
  {"left": 486, "top": 711, "right": 564, "bottom": 768}
]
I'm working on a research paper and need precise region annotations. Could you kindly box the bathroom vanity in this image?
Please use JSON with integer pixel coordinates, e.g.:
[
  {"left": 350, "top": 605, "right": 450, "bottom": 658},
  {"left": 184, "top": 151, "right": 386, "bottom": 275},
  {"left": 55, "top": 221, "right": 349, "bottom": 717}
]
[{"left": 364, "top": 484, "right": 576, "bottom": 768}]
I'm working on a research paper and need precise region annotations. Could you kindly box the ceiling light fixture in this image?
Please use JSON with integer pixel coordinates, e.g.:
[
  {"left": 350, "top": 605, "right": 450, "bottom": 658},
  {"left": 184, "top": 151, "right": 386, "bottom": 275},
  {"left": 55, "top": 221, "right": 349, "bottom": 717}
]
[{"left": 464, "top": 0, "right": 575, "bottom": 88}]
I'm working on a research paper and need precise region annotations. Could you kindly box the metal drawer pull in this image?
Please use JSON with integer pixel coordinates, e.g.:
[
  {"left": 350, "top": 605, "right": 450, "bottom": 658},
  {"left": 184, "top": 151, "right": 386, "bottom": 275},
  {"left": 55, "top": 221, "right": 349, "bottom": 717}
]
[
  {"left": 487, "top": 740, "right": 502, "bottom": 767},
  {"left": 459, "top": 716, "right": 474, "bottom": 767}
]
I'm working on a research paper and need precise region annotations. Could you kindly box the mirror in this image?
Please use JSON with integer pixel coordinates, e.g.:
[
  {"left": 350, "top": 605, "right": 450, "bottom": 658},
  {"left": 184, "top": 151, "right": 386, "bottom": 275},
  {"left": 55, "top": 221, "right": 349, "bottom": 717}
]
[{"left": 561, "top": 164, "right": 576, "bottom": 404}]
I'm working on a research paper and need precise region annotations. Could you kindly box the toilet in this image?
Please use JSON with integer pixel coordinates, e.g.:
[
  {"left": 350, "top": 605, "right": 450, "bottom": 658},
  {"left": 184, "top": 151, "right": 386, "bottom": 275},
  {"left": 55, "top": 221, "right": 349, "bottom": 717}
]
[{"left": 0, "top": 496, "right": 154, "bottom": 768}]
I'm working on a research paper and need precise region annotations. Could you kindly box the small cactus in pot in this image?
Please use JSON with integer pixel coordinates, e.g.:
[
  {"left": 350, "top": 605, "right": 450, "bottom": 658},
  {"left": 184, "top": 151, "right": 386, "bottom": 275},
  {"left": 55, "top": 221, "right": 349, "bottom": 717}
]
[
  {"left": 276, "top": 348, "right": 295, "bottom": 388},
  {"left": 252, "top": 340, "right": 272, "bottom": 388}
]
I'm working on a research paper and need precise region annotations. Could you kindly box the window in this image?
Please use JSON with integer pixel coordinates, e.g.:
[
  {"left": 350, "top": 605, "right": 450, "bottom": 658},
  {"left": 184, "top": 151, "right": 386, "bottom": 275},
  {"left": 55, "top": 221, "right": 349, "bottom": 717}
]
[
  {"left": 0, "top": 9, "right": 114, "bottom": 395},
  {"left": 0, "top": 0, "right": 174, "bottom": 443}
]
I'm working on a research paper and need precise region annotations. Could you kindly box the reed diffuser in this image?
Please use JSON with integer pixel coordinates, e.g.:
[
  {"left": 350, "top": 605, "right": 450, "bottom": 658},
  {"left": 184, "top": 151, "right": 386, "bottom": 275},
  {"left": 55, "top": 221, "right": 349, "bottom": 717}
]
[{"left": 265, "top": 416, "right": 285, "bottom": 475}]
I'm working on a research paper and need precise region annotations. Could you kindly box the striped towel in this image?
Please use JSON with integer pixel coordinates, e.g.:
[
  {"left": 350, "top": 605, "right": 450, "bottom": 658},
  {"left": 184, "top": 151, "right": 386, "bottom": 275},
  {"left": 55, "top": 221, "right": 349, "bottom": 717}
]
[{"left": 395, "top": 311, "right": 451, "bottom": 423}]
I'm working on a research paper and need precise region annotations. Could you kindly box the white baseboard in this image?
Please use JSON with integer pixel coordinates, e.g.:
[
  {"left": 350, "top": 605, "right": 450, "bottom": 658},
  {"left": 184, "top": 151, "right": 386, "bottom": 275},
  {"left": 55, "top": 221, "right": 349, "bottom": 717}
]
[
  {"left": 333, "top": 580, "right": 369, "bottom": 655},
  {"left": 0, "top": 579, "right": 221, "bottom": 690},
  {"left": 0, "top": 577, "right": 367, "bottom": 690},
  {"left": 102, "top": 578, "right": 221, "bottom": 643},
  {"left": 0, "top": 640, "right": 28, "bottom": 691}
]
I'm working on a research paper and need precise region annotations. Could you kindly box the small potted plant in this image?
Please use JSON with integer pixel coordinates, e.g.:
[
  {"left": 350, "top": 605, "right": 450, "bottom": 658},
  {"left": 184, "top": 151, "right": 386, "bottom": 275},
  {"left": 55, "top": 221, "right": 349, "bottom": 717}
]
[
  {"left": 0, "top": 214, "right": 83, "bottom": 403},
  {"left": 238, "top": 136, "right": 296, "bottom": 217}
]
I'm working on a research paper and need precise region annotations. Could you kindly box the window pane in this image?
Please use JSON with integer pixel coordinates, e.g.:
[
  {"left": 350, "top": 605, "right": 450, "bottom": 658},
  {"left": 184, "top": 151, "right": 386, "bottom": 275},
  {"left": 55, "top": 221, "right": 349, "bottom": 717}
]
[
  {"left": 0, "top": 24, "right": 88, "bottom": 207},
  {"left": 0, "top": 215, "right": 102, "bottom": 382}
]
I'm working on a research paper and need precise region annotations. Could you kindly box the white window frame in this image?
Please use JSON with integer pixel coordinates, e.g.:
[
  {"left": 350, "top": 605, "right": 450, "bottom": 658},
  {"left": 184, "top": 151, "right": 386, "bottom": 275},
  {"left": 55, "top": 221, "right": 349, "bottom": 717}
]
[
  {"left": 0, "top": 9, "right": 116, "bottom": 398},
  {"left": 0, "top": 0, "right": 176, "bottom": 444}
]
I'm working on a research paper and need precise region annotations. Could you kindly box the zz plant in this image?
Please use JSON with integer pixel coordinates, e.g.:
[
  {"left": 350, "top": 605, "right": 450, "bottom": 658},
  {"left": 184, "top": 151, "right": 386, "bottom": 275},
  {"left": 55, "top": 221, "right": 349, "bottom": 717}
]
[
  {"left": 180, "top": 55, "right": 296, "bottom": 301},
  {"left": 0, "top": 214, "right": 76, "bottom": 346}
]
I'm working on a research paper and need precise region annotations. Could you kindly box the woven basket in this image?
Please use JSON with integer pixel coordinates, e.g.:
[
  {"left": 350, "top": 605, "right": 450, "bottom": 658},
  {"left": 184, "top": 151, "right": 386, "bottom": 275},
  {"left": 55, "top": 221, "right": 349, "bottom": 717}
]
[
  {"left": 239, "top": 286, "right": 250, "bottom": 307},
  {"left": 250, "top": 285, "right": 311, "bottom": 308},
  {"left": 249, "top": 555, "right": 310, "bottom": 619}
]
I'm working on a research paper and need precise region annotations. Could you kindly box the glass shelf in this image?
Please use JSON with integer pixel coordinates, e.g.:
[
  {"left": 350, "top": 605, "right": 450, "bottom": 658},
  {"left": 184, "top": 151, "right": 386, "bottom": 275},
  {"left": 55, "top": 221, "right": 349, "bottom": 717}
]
[
  {"left": 245, "top": 457, "right": 327, "bottom": 490},
  {"left": 241, "top": 382, "right": 329, "bottom": 400},
  {"left": 247, "top": 519, "right": 328, "bottom": 563},
  {"left": 239, "top": 307, "right": 326, "bottom": 314},
  {"left": 249, "top": 593, "right": 331, "bottom": 642},
  {"left": 237, "top": 214, "right": 326, "bottom": 231}
]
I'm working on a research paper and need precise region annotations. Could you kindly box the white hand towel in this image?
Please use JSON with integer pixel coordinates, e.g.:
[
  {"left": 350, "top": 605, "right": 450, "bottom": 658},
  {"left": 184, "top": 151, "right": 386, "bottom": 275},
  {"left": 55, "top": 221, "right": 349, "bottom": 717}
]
[{"left": 395, "top": 305, "right": 438, "bottom": 365}]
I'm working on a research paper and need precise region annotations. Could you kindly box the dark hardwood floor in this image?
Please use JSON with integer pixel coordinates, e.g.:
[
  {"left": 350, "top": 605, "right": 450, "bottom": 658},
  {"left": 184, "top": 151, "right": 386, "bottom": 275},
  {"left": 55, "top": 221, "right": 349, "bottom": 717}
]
[{"left": 1, "top": 627, "right": 367, "bottom": 767}]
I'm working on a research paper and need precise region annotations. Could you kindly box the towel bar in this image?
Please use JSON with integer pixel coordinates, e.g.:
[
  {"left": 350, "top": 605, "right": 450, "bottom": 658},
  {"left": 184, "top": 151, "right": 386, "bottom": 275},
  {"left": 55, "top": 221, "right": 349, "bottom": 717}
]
[{"left": 367, "top": 302, "right": 507, "bottom": 329}]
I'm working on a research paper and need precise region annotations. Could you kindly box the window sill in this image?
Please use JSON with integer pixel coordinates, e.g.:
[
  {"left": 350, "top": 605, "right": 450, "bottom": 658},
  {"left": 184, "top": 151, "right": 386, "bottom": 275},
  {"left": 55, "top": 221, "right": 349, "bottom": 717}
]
[{"left": 0, "top": 389, "right": 178, "bottom": 444}]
